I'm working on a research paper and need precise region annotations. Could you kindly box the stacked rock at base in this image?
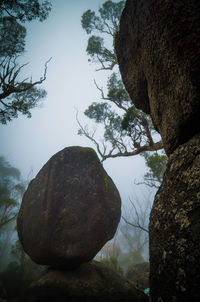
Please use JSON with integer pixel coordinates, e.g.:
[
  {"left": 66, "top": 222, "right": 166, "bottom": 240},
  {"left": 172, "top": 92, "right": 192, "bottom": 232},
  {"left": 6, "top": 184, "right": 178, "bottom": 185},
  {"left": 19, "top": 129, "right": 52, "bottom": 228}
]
[
  {"left": 28, "top": 261, "right": 148, "bottom": 302},
  {"left": 125, "top": 262, "right": 149, "bottom": 291},
  {"left": 17, "top": 146, "right": 121, "bottom": 269},
  {"left": 115, "top": 0, "right": 200, "bottom": 301}
]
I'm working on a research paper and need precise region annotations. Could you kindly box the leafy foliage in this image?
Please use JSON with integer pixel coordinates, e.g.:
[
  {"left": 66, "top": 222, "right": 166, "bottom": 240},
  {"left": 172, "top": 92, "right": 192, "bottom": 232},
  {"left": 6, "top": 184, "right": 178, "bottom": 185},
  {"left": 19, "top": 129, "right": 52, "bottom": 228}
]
[
  {"left": 0, "top": 157, "right": 26, "bottom": 276},
  {"left": 81, "top": 1, "right": 124, "bottom": 70},
  {"left": 134, "top": 152, "right": 168, "bottom": 188},
  {"left": 0, "top": 16, "right": 26, "bottom": 57},
  {"left": 100, "top": 256, "right": 123, "bottom": 276},
  {"left": 0, "top": 0, "right": 51, "bottom": 124},
  {"left": 0, "top": 157, "right": 24, "bottom": 229},
  {"left": 107, "top": 73, "right": 130, "bottom": 108},
  {"left": 0, "top": 156, "right": 20, "bottom": 181},
  {"left": 0, "top": 185, "right": 18, "bottom": 229},
  {"left": 0, "top": 0, "right": 51, "bottom": 22},
  {"left": 0, "top": 56, "right": 50, "bottom": 124},
  {"left": 82, "top": 1, "right": 125, "bottom": 36},
  {"left": 0, "top": 158, "right": 35, "bottom": 300}
]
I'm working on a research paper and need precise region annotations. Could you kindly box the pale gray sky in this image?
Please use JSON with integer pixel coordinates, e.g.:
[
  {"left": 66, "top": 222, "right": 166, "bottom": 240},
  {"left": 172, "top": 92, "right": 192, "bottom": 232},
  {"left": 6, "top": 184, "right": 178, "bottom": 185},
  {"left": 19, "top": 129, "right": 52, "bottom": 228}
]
[{"left": 0, "top": 0, "right": 149, "bottom": 203}]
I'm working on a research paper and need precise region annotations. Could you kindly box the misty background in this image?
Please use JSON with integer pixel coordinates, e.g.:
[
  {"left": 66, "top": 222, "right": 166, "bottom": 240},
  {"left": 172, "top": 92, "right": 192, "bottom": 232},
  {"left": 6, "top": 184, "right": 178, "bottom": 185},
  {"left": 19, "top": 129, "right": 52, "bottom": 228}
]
[
  {"left": 0, "top": 2, "right": 158, "bottom": 298},
  {"left": 0, "top": 0, "right": 149, "bottom": 204}
]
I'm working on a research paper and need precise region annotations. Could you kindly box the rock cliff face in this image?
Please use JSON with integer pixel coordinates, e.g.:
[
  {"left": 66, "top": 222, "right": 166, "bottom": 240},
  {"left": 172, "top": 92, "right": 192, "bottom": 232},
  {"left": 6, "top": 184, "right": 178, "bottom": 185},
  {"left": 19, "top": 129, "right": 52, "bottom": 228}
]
[
  {"left": 149, "top": 134, "right": 200, "bottom": 301},
  {"left": 115, "top": 0, "right": 200, "bottom": 301},
  {"left": 115, "top": 0, "right": 200, "bottom": 155}
]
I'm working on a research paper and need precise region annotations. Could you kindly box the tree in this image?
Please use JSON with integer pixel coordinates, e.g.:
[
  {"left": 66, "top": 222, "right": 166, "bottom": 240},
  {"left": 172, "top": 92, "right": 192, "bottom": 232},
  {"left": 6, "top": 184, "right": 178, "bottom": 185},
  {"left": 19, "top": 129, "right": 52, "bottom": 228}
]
[
  {"left": 78, "top": 0, "right": 163, "bottom": 161},
  {"left": 0, "top": 240, "right": 44, "bottom": 300},
  {"left": 79, "top": 3, "right": 168, "bottom": 267},
  {"left": 0, "top": 157, "right": 26, "bottom": 272},
  {"left": 122, "top": 196, "right": 150, "bottom": 234},
  {"left": 0, "top": 157, "right": 23, "bottom": 229},
  {"left": 0, "top": 0, "right": 52, "bottom": 124},
  {"left": 0, "top": 0, "right": 51, "bottom": 22},
  {"left": 0, "top": 16, "right": 26, "bottom": 57},
  {"left": 116, "top": 195, "right": 152, "bottom": 272},
  {"left": 0, "top": 56, "right": 50, "bottom": 124},
  {"left": 137, "top": 152, "right": 168, "bottom": 189}
]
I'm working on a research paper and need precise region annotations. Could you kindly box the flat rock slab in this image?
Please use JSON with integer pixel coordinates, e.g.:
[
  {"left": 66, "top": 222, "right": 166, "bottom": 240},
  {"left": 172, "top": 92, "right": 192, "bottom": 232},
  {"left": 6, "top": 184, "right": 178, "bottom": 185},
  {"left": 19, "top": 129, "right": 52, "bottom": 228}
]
[
  {"left": 17, "top": 146, "right": 121, "bottom": 269},
  {"left": 27, "top": 261, "right": 148, "bottom": 302}
]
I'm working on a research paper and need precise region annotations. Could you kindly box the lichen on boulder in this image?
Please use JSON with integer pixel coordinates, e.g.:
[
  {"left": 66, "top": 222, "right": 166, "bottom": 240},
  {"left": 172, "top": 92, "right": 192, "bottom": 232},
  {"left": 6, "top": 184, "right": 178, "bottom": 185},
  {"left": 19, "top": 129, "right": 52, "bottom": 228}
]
[
  {"left": 17, "top": 146, "right": 121, "bottom": 269},
  {"left": 115, "top": 0, "right": 200, "bottom": 300},
  {"left": 115, "top": 0, "right": 200, "bottom": 155},
  {"left": 149, "top": 134, "right": 200, "bottom": 301}
]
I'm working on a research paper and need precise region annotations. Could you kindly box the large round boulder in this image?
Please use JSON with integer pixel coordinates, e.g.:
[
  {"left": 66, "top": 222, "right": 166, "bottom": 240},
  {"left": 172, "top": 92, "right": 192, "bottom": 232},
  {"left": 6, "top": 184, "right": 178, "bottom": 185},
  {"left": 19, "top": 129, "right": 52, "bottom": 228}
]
[{"left": 17, "top": 146, "right": 121, "bottom": 269}]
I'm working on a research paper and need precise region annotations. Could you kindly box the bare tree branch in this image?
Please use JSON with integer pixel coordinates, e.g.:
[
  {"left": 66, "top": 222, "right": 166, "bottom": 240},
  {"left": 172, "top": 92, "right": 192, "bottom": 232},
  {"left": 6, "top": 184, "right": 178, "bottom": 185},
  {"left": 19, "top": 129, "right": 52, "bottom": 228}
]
[
  {"left": 101, "top": 140, "right": 163, "bottom": 161},
  {"left": 94, "top": 79, "right": 129, "bottom": 112},
  {"left": 134, "top": 179, "right": 160, "bottom": 189},
  {"left": 95, "top": 54, "right": 117, "bottom": 71},
  {"left": 122, "top": 216, "right": 148, "bottom": 233},
  {"left": 76, "top": 110, "right": 107, "bottom": 161},
  {"left": 0, "top": 212, "right": 18, "bottom": 229},
  {"left": 77, "top": 105, "right": 163, "bottom": 162},
  {"left": 0, "top": 56, "right": 52, "bottom": 101}
]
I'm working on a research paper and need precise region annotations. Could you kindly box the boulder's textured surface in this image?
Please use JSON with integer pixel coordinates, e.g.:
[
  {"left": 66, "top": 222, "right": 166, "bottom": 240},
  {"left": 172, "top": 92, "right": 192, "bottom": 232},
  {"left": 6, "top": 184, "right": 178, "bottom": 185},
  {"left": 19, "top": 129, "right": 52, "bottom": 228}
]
[
  {"left": 115, "top": 0, "right": 200, "bottom": 155},
  {"left": 115, "top": 1, "right": 200, "bottom": 300},
  {"left": 28, "top": 261, "right": 148, "bottom": 302},
  {"left": 125, "top": 262, "right": 149, "bottom": 291},
  {"left": 149, "top": 134, "right": 200, "bottom": 301},
  {"left": 17, "top": 146, "right": 121, "bottom": 269}
]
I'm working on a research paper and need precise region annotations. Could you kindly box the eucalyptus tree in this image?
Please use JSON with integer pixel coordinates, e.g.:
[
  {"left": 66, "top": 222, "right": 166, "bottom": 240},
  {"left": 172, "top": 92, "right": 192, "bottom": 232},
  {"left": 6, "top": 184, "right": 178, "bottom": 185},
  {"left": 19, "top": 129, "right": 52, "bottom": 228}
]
[
  {"left": 0, "top": 0, "right": 52, "bottom": 124},
  {"left": 78, "top": 0, "right": 164, "bottom": 164}
]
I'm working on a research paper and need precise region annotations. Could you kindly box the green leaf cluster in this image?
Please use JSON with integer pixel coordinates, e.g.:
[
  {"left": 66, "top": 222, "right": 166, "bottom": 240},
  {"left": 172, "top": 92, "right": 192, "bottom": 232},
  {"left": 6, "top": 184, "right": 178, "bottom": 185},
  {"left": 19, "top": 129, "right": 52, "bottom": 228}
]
[
  {"left": 142, "top": 152, "right": 168, "bottom": 184},
  {"left": 0, "top": 0, "right": 51, "bottom": 124},
  {"left": 85, "top": 102, "right": 111, "bottom": 123},
  {"left": 0, "top": 17, "right": 26, "bottom": 57},
  {"left": 0, "top": 0, "right": 51, "bottom": 23},
  {"left": 0, "top": 156, "right": 20, "bottom": 181},
  {"left": 100, "top": 256, "right": 123, "bottom": 276},
  {"left": 0, "top": 157, "right": 24, "bottom": 230},
  {"left": 81, "top": 1, "right": 125, "bottom": 69},
  {"left": 107, "top": 73, "right": 130, "bottom": 107},
  {"left": 84, "top": 102, "right": 124, "bottom": 145},
  {"left": 0, "top": 85, "right": 47, "bottom": 124},
  {"left": 86, "top": 35, "right": 116, "bottom": 65},
  {"left": 82, "top": 1, "right": 125, "bottom": 35}
]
